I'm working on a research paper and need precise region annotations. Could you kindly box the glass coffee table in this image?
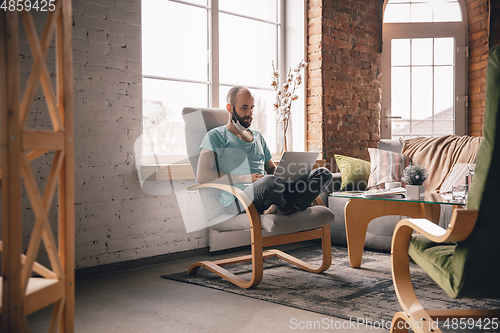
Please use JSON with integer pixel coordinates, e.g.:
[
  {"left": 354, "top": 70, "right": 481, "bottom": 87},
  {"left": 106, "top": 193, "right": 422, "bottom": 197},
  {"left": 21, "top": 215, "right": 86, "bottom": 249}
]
[{"left": 331, "top": 191, "right": 465, "bottom": 268}]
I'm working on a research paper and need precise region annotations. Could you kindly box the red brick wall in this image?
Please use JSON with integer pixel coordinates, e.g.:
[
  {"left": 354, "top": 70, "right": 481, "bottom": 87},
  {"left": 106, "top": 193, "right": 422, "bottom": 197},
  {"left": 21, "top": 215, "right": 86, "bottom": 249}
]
[
  {"left": 307, "top": 0, "right": 324, "bottom": 154},
  {"left": 307, "top": 0, "right": 383, "bottom": 169},
  {"left": 307, "top": 1, "right": 495, "bottom": 161},
  {"left": 467, "top": 0, "right": 490, "bottom": 137}
]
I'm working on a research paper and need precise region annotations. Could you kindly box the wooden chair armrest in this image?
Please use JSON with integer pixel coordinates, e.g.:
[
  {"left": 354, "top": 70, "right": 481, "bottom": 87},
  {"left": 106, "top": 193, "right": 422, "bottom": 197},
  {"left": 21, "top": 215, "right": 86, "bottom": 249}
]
[
  {"left": 190, "top": 183, "right": 327, "bottom": 208},
  {"left": 391, "top": 209, "right": 479, "bottom": 324},
  {"left": 395, "top": 208, "right": 478, "bottom": 244},
  {"left": 187, "top": 182, "right": 261, "bottom": 236},
  {"left": 187, "top": 182, "right": 255, "bottom": 214}
]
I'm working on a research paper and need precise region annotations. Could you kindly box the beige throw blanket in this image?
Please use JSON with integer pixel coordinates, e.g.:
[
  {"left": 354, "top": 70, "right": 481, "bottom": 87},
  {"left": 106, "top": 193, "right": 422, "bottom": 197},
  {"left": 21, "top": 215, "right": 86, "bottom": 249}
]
[{"left": 402, "top": 135, "right": 483, "bottom": 192}]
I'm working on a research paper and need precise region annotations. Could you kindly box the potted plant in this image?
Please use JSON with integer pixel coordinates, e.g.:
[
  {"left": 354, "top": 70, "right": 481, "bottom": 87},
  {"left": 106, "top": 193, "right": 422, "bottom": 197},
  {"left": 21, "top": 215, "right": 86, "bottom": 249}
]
[{"left": 402, "top": 163, "right": 428, "bottom": 200}]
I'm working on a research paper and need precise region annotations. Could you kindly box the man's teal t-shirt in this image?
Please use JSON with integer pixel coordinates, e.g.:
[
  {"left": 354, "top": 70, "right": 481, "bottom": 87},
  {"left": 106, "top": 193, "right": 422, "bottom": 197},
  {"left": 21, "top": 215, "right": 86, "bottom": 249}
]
[{"left": 199, "top": 126, "right": 272, "bottom": 206}]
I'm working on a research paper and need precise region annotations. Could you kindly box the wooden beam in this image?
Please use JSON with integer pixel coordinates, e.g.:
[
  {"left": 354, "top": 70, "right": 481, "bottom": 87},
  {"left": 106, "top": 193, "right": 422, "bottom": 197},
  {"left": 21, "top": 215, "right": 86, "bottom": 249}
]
[
  {"left": 26, "top": 150, "right": 49, "bottom": 161},
  {"left": 0, "top": 151, "right": 49, "bottom": 184},
  {"left": 20, "top": 11, "right": 62, "bottom": 131},
  {"left": 0, "top": 11, "right": 23, "bottom": 333},
  {"left": 19, "top": 3, "right": 60, "bottom": 129},
  {"left": 20, "top": 154, "right": 65, "bottom": 282},
  {"left": 22, "top": 279, "right": 65, "bottom": 316},
  {"left": 49, "top": 299, "right": 66, "bottom": 333},
  {"left": 43, "top": 151, "right": 65, "bottom": 212},
  {"left": 57, "top": 0, "right": 75, "bottom": 331},
  {"left": 22, "top": 130, "right": 65, "bottom": 151}
]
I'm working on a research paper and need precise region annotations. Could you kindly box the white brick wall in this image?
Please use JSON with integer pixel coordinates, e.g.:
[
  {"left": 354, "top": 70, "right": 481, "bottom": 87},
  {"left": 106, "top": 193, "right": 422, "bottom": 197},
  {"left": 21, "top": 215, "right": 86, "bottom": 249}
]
[{"left": 12, "top": 0, "right": 209, "bottom": 270}]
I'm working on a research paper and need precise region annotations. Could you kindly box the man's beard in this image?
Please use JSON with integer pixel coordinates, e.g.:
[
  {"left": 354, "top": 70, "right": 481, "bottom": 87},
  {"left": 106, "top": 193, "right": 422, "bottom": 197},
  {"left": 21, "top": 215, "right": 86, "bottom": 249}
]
[{"left": 232, "top": 108, "right": 252, "bottom": 129}]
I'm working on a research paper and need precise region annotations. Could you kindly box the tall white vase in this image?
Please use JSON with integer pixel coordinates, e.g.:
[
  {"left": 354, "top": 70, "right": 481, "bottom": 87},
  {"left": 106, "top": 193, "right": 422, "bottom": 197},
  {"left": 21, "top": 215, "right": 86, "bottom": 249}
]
[{"left": 276, "top": 119, "right": 289, "bottom": 158}]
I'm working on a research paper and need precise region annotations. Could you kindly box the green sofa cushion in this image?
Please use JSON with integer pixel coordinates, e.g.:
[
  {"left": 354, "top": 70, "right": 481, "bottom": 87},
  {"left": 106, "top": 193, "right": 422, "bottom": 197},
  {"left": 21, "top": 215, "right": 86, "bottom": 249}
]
[
  {"left": 334, "top": 154, "right": 370, "bottom": 191},
  {"left": 409, "top": 46, "right": 500, "bottom": 299}
]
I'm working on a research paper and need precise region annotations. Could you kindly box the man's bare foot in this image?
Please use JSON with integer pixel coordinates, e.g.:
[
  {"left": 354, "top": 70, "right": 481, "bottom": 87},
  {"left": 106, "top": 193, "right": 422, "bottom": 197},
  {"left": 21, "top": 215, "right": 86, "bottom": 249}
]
[{"left": 263, "top": 204, "right": 280, "bottom": 214}]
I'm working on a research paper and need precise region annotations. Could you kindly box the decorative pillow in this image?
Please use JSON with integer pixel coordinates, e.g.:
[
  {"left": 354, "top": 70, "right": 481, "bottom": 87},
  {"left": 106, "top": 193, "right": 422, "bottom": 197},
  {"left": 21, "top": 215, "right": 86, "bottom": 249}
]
[
  {"left": 334, "top": 154, "right": 371, "bottom": 191},
  {"left": 440, "top": 163, "right": 475, "bottom": 193},
  {"left": 367, "top": 148, "right": 412, "bottom": 189}
]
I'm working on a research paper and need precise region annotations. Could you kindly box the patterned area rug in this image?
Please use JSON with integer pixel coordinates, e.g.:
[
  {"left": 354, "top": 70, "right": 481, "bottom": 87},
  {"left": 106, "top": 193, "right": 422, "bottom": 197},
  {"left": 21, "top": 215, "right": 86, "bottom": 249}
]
[{"left": 163, "top": 244, "right": 500, "bottom": 331}]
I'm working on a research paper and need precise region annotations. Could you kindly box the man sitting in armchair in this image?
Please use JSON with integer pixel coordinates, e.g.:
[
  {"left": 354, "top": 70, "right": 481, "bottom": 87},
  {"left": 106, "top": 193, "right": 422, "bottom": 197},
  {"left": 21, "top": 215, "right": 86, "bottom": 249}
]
[{"left": 197, "top": 86, "right": 333, "bottom": 216}]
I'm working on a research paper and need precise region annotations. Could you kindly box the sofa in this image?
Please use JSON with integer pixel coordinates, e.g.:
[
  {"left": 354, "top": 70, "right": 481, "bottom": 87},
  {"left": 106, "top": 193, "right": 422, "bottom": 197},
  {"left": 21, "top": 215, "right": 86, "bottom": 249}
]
[{"left": 323, "top": 135, "right": 483, "bottom": 252}]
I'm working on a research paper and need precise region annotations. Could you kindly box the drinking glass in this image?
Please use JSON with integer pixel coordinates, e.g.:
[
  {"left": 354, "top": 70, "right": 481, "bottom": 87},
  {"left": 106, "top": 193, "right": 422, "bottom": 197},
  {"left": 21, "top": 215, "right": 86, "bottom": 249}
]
[{"left": 452, "top": 184, "right": 466, "bottom": 201}]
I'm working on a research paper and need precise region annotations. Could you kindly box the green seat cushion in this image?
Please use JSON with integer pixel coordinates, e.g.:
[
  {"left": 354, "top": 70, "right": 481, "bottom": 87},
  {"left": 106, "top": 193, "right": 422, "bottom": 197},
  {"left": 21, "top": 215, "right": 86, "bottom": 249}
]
[
  {"left": 334, "top": 154, "right": 370, "bottom": 191},
  {"left": 409, "top": 235, "right": 460, "bottom": 298}
]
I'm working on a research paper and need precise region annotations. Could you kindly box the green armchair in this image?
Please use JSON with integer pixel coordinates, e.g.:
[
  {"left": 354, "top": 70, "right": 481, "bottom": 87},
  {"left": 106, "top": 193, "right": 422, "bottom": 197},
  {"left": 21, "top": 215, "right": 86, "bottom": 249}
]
[{"left": 390, "top": 47, "right": 500, "bottom": 332}]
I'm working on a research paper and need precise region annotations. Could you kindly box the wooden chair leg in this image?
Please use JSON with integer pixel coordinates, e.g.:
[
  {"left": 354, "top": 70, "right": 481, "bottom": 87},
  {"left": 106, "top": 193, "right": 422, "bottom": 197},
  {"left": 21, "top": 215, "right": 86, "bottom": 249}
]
[
  {"left": 391, "top": 312, "right": 410, "bottom": 333},
  {"left": 391, "top": 311, "right": 438, "bottom": 333},
  {"left": 187, "top": 251, "right": 278, "bottom": 289},
  {"left": 188, "top": 218, "right": 266, "bottom": 289},
  {"left": 188, "top": 225, "right": 332, "bottom": 288},
  {"left": 268, "top": 225, "right": 332, "bottom": 273},
  {"left": 320, "top": 224, "right": 332, "bottom": 270},
  {"left": 392, "top": 223, "right": 439, "bottom": 333},
  {"left": 187, "top": 260, "right": 258, "bottom": 289}
]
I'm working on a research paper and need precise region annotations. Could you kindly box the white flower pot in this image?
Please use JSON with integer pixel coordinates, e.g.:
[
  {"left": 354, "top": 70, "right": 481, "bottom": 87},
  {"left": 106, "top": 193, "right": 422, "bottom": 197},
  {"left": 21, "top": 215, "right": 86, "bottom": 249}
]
[{"left": 406, "top": 185, "right": 425, "bottom": 200}]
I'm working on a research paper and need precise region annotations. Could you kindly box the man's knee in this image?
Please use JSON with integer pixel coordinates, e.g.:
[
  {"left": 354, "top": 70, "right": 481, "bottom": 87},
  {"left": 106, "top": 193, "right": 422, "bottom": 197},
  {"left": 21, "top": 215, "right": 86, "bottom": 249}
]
[
  {"left": 311, "top": 167, "right": 333, "bottom": 184},
  {"left": 259, "top": 175, "right": 284, "bottom": 192}
]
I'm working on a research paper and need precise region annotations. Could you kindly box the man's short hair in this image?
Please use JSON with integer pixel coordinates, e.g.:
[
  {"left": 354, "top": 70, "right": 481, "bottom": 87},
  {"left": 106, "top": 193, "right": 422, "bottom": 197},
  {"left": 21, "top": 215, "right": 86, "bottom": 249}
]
[{"left": 227, "top": 86, "right": 249, "bottom": 106}]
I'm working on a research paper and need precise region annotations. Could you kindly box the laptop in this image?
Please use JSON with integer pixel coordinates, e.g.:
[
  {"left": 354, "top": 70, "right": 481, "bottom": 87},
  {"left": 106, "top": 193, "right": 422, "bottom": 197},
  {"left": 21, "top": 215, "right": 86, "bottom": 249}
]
[{"left": 274, "top": 151, "right": 320, "bottom": 183}]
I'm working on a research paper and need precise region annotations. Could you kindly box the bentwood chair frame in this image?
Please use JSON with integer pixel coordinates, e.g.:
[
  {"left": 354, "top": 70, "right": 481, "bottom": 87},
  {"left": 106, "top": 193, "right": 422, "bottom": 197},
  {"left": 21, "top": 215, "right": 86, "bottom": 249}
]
[
  {"left": 390, "top": 209, "right": 500, "bottom": 333},
  {"left": 187, "top": 183, "right": 332, "bottom": 289}
]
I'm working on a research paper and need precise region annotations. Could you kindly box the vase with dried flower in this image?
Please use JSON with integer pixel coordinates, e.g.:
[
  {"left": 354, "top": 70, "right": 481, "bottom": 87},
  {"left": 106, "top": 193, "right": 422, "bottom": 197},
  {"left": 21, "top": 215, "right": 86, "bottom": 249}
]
[{"left": 271, "top": 60, "right": 307, "bottom": 157}]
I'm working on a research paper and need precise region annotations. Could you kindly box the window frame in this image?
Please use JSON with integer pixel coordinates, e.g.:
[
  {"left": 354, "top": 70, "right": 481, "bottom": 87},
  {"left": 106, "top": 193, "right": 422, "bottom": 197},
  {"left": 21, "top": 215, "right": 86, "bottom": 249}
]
[
  {"left": 141, "top": 0, "right": 307, "bottom": 166},
  {"left": 381, "top": 0, "right": 468, "bottom": 139}
]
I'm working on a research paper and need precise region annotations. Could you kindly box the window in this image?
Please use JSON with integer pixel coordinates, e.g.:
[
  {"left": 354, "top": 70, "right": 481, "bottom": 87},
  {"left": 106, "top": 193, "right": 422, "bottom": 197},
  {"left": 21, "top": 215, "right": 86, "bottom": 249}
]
[
  {"left": 384, "top": 0, "right": 462, "bottom": 23},
  {"left": 141, "top": 0, "right": 306, "bottom": 164},
  {"left": 381, "top": 0, "right": 468, "bottom": 140}
]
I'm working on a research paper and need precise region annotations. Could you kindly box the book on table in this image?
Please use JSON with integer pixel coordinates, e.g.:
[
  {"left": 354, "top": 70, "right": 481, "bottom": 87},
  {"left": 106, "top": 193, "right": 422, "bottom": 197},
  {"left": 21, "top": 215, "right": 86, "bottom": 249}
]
[
  {"left": 332, "top": 187, "right": 407, "bottom": 199},
  {"left": 362, "top": 187, "right": 406, "bottom": 198}
]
